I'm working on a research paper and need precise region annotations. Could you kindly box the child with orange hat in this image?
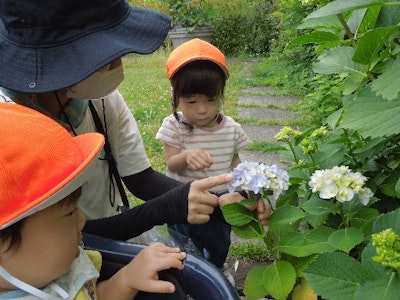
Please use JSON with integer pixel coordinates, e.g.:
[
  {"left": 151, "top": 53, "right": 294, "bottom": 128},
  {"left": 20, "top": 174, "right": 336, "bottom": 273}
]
[
  {"left": 156, "top": 38, "right": 251, "bottom": 285},
  {"left": 0, "top": 104, "right": 186, "bottom": 299}
]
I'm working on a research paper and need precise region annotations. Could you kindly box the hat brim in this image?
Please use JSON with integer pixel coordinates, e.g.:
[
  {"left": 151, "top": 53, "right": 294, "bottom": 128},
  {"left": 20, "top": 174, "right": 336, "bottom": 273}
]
[
  {"left": 0, "top": 133, "right": 104, "bottom": 229},
  {"left": 0, "top": 6, "right": 170, "bottom": 93}
]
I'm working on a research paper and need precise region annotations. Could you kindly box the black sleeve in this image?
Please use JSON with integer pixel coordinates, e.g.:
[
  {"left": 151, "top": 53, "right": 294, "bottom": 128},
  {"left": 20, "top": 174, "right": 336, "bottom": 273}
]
[
  {"left": 122, "top": 167, "right": 181, "bottom": 200},
  {"left": 83, "top": 182, "right": 191, "bottom": 240}
]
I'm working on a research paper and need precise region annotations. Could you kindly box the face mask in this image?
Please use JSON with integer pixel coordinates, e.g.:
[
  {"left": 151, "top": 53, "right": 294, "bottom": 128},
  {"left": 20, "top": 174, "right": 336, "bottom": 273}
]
[
  {"left": 66, "top": 64, "right": 124, "bottom": 99},
  {"left": 0, "top": 266, "right": 69, "bottom": 300}
]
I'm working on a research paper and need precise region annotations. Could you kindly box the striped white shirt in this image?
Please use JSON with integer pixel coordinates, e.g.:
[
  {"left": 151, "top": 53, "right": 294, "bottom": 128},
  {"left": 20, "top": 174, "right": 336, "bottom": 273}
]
[{"left": 156, "top": 112, "right": 250, "bottom": 191}]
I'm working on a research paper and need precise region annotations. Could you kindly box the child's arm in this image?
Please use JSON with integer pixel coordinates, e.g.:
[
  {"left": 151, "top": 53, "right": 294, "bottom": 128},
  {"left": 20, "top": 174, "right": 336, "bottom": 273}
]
[
  {"left": 231, "top": 153, "right": 241, "bottom": 169},
  {"left": 163, "top": 142, "right": 213, "bottom": 172},
  {"left": 96, "top": 243, "right": 186, "bottom": 300}
]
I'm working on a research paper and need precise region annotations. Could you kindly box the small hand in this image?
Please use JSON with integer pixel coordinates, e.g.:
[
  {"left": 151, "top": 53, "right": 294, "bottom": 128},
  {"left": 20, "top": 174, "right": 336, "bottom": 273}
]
[
  {"left": 219, "top": 193, "right": 271, "bottom": 226},
  {"left": 185, "top": 148, "right": 212, "bottom": 171},
  {"left": 124, "top": 243, "right": 187, "bottom": 294}
]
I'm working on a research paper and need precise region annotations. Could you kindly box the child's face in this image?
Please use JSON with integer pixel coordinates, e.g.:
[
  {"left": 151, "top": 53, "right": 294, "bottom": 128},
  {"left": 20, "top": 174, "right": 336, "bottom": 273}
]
[
  {"left": 179, "top": 94, "right": 220, "bottom": 127},
  {"left": 0, "top": 197, "right": 86, "bottom": 291}
]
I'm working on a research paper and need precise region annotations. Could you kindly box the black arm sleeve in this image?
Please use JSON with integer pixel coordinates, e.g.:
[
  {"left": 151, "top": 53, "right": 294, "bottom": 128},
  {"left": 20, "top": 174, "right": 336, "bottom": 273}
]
[
  {"left": 83, "top": 182, "right": 191, "bottom": 240},
  {"left": 122, "top": 167, "right": 181, "bottom": 200}
]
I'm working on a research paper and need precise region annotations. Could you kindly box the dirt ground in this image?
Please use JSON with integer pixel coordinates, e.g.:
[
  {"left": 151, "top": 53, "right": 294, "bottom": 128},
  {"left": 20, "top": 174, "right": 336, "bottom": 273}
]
[{"left": 226, "top": 257, "right": 271, "bottom": 298}]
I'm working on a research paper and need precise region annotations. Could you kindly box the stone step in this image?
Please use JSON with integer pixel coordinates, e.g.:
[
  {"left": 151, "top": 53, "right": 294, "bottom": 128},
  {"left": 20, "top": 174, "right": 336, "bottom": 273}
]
[
  {"left": 240, "top": 124, "right": 282, "bottom": 143},
  {"left": 238, "top": 95, "right": 299, "bottom": 107},
  {"left": 237, "top": 107, "right": 297, "bottom": 123}
]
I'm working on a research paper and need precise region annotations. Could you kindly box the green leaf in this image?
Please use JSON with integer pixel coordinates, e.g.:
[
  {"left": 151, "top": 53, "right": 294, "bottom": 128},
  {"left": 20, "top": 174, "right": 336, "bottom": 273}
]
[
  {"left": 263, "top": 261, "right": 296, "bottom": 300},
  {"left": 350, "top": 207, "right": 380, "bottom": 236},
  {"left": 312, "top": 46, "right": 364, "bottom": 75},
  {"left": 286, "top": 31, "right": 340, "bottom": 48},
  {"left": 361, "top": 241, "right": 387, "bottom": 279},
  {"left": 304, "top": 252, "right": 375, "bottom": 300},
  {"left": 343, "top": 71, "right": 367, "bottom": 95},
  {"left": 396, "top": 178, "right": 400, "bottom": 198},
  {"left": 231, "top": 220, "right": 264, "bottom": 239},
  {"left": 354, "top": 278, "right": 400, "bottom": 300},
  {"left": 278, "top": 227, "right": 336, "bottom": 257},
  {"left": 371, "top": 62, "right": 400, "bottom": 100},
  {"left": 301, "top": 197, "right": 339, "bottom": 216},
  {"left": 268, "top": 205, "right": 306, "bottom": 227},
  {"left": 373, "top": 207, "right": 400, "bottom": 234},
  {"left": 353, "top": 26, "right": 399, "bottom": 65},
  {"left": 220, "top": 203, "right": 256, "bottom": 226},
  {"left": 328, "top": 227, "right": 364, "bottom": 253},
  {"left": 243, "top": 266, "right": 269, "bottom": 300},
  {"left": 305, "top": 0, "right": 385, "bottom": 20},
  {"left": 340, "top": 89, "right": 400, "bottom": 138}
]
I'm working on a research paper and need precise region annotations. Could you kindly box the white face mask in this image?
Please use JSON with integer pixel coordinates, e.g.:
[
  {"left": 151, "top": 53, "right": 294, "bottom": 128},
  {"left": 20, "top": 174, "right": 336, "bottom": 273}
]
[
  {"left": 66, "top": 64, "right": 124, "bottom": 99},
  {"left": 0, "top": 266, "right": 69, "bottom": 299}
]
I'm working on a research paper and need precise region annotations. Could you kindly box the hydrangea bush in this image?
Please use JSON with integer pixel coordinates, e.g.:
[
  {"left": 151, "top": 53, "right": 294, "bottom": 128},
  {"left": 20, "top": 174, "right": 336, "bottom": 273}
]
[{"left": 222, "top": 161, "right": 400, "bottom": 299}]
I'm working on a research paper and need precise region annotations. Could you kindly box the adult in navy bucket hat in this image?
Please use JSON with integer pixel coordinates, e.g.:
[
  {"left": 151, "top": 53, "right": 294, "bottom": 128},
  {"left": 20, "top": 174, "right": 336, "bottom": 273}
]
[
  {"left": 0, "top": 0, "right": 170, "bottom": 92},
  {"left": 0, "top": 0, "right": 270, "bottom": 244}
]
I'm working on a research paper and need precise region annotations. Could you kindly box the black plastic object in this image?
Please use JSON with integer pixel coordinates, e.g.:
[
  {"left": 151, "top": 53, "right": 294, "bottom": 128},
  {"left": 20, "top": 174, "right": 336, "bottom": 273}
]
[{"left": 83, "top": 233, "right": 240, "bottom": 300}]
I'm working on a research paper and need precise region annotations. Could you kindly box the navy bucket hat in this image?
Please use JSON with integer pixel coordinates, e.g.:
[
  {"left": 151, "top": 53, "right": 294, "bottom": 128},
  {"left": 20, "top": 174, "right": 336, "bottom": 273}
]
[{"left": 0, "top": 0, "right": 170, "bottom": 93}]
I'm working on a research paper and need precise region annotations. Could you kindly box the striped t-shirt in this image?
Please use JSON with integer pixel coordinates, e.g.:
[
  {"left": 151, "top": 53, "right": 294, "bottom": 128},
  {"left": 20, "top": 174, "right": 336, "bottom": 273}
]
[{"left": 156, "top": 113, "right": 250, "bottom": 191}]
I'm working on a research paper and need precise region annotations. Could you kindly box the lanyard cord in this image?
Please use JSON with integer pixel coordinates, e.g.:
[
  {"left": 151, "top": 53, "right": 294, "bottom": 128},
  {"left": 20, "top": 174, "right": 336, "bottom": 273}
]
[{"left": 88, "top": 99, "right": 130, "bottom": 212}]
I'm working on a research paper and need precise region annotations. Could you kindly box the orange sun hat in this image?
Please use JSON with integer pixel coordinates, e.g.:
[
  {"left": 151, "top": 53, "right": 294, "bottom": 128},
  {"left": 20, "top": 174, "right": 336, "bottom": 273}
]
[
  {"left": 0, "top": 103, "right": 104, "bottom": 229},
  {"left": 166, "top": 38, "right": 229, "bottom": 80}
]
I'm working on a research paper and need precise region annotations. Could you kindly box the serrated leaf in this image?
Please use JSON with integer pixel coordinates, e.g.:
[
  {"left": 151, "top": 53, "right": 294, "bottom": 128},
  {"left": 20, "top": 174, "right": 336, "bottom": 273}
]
[
  {"left": 232, "top": 220, "right": 264, "bottom": 239},
  {"left": 278, "top": 227, "right": 336, "bottom": 257},
  {"left": 312, "top": 47, "right": 364, "bottom": 75},
  {"left": 286, "top": 31, "right": 339, "bottom": 48},
  {"left": 328, "top": 227, "right": 364, "bottom": 253},
  {"left": 305, "top": 0, "right": 385, "bottom": 20},
  {"left": 243, "top": 266, "right": 269, "bottom": 300},
  {"left": 268, "top": 205, "right": 306, "bottom": 227},
  {"left": 343, "top": 71, "right": 367, "bottom": 95},
  {"left": 263, "top": 261, "right": 296, "bottom": 300},
  {"left": 220, "top": 203, "right": 256, "bottom": 226},
  {"left": 373, "top": 207, "right": 400, "bottom": 234},
  {"left": 301, "top": 197, "right": 339, "bottom": 216},
  {"left": 354, "top": 278, "right": 400, "bottom": 300},
  {"left": 353, "top": 26, "right": 398, "bottom": 65},
  {"left": 304, "top": 252, "right": 375, "bottom": 300},
  {"left": 361, "top": 241, "right": 387, "bottom": 279},
  {"left": 371, "top": 63, "right": 400, "bottom": 100},
  {"left": 340, "top": 90, "right": 400, "bottom": 138}
]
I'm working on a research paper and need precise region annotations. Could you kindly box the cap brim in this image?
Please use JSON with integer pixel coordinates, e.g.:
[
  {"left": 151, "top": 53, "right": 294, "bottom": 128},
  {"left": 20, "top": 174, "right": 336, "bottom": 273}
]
[
  {"left": 0, "top": 6, "right": 170, "bottom": 93},
  {"left": 0, "top": 133, "right": 104, "bottom": 229}
]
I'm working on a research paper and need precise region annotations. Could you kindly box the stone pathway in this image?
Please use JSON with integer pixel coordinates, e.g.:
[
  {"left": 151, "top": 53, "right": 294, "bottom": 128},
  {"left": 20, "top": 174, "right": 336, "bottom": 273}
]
[{"left": 237, "top": 86, "right": 299, "bottom": 166}]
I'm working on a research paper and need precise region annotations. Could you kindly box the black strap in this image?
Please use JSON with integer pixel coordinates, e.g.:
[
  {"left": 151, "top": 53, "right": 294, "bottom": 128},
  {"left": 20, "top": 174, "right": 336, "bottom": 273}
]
[{"left": 88, "top": 100, "right": 130, "bottom": 210}]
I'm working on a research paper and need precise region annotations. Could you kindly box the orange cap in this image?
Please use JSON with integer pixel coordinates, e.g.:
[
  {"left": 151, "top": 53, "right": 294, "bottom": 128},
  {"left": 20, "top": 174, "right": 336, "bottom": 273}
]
[
  {"left": 0, "top": 103, "right": 104, "bottom": 229},
  {"left": 166, "top": 38, "right": 229, "bottom": 80}
]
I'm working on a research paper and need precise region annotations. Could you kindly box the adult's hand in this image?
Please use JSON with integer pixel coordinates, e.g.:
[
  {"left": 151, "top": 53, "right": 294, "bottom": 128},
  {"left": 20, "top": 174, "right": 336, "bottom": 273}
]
[{"left": 187, "top": 173, "right": 233, "bottom": 224}]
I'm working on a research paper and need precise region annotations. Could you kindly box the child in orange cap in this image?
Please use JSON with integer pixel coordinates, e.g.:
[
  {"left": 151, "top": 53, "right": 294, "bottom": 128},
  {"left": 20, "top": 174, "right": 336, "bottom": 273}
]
[
  {"left": 0, "top": 104, "right": 186, "bottom": 299},
  {"left": 156, "top": 38, "right": 251, "bottom": 285}
]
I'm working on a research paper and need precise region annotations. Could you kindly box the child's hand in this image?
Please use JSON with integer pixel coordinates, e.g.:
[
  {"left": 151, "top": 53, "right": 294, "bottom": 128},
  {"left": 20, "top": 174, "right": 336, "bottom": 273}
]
[
  {"left": 185, "top": 148, "right": 212, "bottom": 170},
  {"left": 124, "top": 243, "right": 186, "bottom": 294},
  {"left": 219, "top": 193, "right": 271, "bottom": 226}
]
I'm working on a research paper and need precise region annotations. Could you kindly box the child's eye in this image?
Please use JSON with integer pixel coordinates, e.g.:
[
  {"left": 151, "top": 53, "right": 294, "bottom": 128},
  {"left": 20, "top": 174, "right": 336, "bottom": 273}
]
[
  {"left": 208, "top": 98, "right": 217, "bottom": 102},
  {"left": 64, "top": 208, "right": 78, "bottom": 217}
]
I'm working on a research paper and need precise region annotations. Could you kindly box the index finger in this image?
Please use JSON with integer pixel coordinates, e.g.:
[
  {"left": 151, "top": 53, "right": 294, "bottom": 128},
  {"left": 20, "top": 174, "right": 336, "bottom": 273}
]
[{"left": 192, "top": 173, "right": 233, "bottom": 191}]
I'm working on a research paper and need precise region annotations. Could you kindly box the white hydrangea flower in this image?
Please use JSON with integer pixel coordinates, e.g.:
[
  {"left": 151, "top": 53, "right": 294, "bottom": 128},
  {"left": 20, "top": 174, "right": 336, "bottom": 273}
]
[{"left": 308, "top": 165, "right": 373, "bottom": 205}]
